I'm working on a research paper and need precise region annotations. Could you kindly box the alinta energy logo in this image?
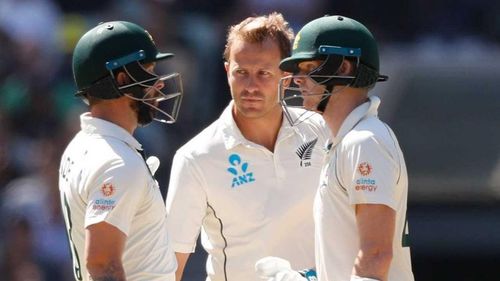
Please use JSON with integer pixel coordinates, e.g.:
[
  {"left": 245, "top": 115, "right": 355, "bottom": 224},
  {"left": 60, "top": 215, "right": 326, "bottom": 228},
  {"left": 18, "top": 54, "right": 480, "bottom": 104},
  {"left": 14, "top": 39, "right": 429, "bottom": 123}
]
[
  {"left": 296, "top": 138, "right": 318, "bottom": 167},
  {"left": 94, "top": 183, "right": 116, "bottom": 211},
  {"left": 355, "top": 162, "right": 377, "bottom": 192},
  {"left": 227, "top": 154, "right": 255, "bottom": 188}
]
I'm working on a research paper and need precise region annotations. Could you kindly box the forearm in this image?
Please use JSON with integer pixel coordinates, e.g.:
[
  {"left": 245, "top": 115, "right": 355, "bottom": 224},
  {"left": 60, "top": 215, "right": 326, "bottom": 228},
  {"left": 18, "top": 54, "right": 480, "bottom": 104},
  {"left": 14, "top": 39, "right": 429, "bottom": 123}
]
[
  {"left": 354, "top": 204, "right": 396, "bottom": 281},
  {"left": 174, "top": 252, "right": 191, "bottom": 281},
  {"left": 88, "top": 260, "right": 126, "bottom": 281},
  {"left": 85, "top": 222, "right": 127, "bottom": 281}
]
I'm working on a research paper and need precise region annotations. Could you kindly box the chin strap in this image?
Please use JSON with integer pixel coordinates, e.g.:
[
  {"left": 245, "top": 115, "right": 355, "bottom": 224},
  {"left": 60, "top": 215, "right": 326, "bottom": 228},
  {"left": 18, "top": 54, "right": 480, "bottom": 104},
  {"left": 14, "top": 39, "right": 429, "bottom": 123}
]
[{"left": 316, "top": 93, "right": 330, "bottom": 113}]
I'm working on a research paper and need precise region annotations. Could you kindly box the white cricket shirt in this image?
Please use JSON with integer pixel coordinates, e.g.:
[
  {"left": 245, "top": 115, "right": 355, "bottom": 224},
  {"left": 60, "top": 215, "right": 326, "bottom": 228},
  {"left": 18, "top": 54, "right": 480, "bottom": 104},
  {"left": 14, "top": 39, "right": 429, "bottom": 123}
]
[
  {"left": 166, "top": 102, "right": 330, "bottom": 281},
  {"left": 58, "top": 113, "right": 176, "bottom": 281},
  {"left": 314, "top": 96, "right": 414, "bottom": 281}
]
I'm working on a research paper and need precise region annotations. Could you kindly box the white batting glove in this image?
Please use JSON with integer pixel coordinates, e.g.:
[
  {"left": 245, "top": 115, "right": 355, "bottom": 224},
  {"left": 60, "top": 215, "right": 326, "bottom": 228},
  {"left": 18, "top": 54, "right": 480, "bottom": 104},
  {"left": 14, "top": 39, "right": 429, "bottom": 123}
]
[
  {"left": 255, "top": 257, "right": 307, "bottom": 281},
  {"left": 146, "top": 156, "right": 160, "bottom": 176}
]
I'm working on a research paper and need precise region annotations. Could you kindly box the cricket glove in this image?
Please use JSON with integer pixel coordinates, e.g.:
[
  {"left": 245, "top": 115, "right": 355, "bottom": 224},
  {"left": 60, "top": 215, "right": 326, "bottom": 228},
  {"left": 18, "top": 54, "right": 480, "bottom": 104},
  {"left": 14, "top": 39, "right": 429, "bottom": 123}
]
[
  {"left": 146, "top": 156, "right": 160, "bottom": 175},
  {"left": 255, "top": 256, "right": 317, "bottom": 281}
]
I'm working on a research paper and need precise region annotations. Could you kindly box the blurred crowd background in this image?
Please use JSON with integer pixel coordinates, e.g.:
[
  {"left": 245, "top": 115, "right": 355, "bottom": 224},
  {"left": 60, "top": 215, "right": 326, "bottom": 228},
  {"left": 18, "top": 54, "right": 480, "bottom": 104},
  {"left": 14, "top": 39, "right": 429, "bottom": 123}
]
[{"left": 0, "top": 0, "right": 499, "bottom": 280}]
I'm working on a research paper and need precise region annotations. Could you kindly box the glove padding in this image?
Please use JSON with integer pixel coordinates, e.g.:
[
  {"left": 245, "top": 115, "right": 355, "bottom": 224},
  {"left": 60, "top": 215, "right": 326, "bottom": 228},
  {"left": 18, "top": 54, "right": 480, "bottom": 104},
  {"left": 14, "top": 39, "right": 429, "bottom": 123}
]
[
  {"left": 146, "top": 156, "right": 160, "bottom": 175},
  {"left": 255, "top": 257, "right": 306, "bottom": 281}
]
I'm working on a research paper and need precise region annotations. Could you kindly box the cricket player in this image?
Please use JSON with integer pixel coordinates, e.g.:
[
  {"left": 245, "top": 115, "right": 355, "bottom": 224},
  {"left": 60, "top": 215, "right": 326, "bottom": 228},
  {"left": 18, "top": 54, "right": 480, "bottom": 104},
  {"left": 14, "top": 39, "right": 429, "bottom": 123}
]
[
  {"left": 165, "top": 13, "right": 329, "bottom": 281},
  {"left": 58, "top": 21, "right": 183, "bottom": 281},
  {"left": 256, "top": 15, "right": 415, "bottom": 281}
]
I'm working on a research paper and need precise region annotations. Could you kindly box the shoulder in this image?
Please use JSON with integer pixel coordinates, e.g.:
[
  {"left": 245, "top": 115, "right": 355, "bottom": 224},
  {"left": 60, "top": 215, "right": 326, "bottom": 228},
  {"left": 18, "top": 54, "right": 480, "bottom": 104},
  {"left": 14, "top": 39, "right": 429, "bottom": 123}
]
[
  {"left": 288, "top": 107, "right": 330, "bottom": 142},
  {"left": 291, "top": 108, "right": 325, "bottom": 127},
  {"left": 80, "top": 135, "right": 145, "bottom": 173},
  {"left": 175, "top": 119, "right": 225, "bottom": 159},
  {"left": 341, "top": 117, "right": 398, "bottom": 151}
]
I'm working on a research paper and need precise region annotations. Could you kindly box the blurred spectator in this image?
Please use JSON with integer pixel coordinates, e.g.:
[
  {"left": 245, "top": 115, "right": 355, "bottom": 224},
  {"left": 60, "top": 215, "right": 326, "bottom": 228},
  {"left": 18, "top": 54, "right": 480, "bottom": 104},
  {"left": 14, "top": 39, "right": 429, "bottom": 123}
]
[
  {"left": 0, "top": 217, "right": 44, "bottom": 281},
  {"left": 0, "top": 136, "right": 73, "bottom": 281}
]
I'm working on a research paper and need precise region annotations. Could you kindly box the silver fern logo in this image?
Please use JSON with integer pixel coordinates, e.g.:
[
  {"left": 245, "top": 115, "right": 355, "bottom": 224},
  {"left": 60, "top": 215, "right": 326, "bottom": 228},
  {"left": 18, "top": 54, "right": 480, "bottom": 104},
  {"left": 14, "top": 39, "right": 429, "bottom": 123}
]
[{"left": 296, "top": 138, "right": 318, "bottom": 167}]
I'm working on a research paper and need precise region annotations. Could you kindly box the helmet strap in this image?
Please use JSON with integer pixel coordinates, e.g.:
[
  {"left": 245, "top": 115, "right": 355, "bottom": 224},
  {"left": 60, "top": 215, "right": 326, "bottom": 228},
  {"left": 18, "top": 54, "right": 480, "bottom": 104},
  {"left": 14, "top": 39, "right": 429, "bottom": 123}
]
[
  {"left": 135, "top": 100, "right": 155, "bottom": 126},
  {"left": 316, "top": 94, "right": 330, "bottom": 113},
  {"left": 310, "top": 55, "right": 349, "bottom": 113}
]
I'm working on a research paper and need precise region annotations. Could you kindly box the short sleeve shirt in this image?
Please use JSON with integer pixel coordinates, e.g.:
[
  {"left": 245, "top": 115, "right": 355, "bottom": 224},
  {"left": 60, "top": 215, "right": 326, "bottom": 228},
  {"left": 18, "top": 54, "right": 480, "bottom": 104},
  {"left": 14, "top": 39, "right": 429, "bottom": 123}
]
[
  {"left": 314, "top": 97, "right": 414, "bottom": 281},
  {"left": 59, "top": 113, "right": 176, "bottom": 281},
  {"left": 166, "top": 102, "right": 330, "bottom": 281}
]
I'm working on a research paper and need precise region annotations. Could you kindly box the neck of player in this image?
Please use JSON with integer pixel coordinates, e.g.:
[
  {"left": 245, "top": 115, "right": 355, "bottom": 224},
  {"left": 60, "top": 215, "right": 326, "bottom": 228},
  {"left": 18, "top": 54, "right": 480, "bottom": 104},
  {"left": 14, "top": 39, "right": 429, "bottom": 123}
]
[{"left": 233, "top": 105, "right": 283, "bottom": 152}]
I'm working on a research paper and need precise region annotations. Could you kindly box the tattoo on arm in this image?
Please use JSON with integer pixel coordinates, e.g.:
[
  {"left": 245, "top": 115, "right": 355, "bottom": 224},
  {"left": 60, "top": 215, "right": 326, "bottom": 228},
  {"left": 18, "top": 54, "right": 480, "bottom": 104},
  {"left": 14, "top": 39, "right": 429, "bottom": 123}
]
[{"left": 88, "top": 261, "right": 126, "bottom": 281}]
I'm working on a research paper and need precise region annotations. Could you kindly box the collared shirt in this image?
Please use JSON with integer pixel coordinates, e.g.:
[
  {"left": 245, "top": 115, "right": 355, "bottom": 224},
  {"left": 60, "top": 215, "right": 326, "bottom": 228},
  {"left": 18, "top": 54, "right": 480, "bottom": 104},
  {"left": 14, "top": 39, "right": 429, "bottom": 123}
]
[
  {"left": 59, "top": 113, "right": 176, "bottom": 281},
  {"left": 166, "top": 102, "right": 330, "bottom": 281},
  {"left": 314, "top": 96, "right": 414, "bottom": 281}
]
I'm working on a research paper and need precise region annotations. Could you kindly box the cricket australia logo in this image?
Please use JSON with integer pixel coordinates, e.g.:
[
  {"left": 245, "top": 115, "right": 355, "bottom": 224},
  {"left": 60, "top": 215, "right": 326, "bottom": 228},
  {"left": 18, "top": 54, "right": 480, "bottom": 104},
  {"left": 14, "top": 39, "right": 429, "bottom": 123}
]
[
  {"left": 296, "top": 138, "right": 318, "bottom": 167},
  {"left": 293, "top": 32, "right": 301, "bottom": 50},
  {"left": 227, "top": 154, "right": 255, "bottom": 188}
]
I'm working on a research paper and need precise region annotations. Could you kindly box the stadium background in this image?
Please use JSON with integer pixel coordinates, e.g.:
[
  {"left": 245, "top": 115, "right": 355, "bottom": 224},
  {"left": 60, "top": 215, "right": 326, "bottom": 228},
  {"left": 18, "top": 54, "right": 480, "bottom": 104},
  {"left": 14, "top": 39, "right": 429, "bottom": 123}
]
[{"left": 0, "top": 0, "right": 499, "bottom": 280}]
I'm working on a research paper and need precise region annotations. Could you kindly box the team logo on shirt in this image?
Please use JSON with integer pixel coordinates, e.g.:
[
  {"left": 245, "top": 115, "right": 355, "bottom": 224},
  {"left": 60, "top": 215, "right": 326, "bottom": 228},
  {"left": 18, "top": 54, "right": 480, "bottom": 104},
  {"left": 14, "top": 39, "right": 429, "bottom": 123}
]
[
  {"left": 357, "top": 162, "right": 372, "bottom": 176},
  {"left": 296, "top": 138, "right": 318, "bottom": 167},
  {"left": 227, "top": 154, "right": 255, "bottom": 188},
  {"left": 293, "top": 32, "right": 301, "bottom": 50},
  {"left": 101, "top": 183, "right": 115, "bottom": 197},
  {"left": 356, "top": 162, "right": 377, "bottom": 192}
]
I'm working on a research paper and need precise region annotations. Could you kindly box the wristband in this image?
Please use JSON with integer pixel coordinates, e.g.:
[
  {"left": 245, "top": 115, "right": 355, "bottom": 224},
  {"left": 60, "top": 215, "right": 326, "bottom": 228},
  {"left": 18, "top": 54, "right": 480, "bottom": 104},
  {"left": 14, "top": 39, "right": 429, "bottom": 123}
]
[
  {"left": 350, "top": 275, "right": 380, "bottom": 281},
  {"left": 298, "top": 268, "right": 317, "bottom": 281}
]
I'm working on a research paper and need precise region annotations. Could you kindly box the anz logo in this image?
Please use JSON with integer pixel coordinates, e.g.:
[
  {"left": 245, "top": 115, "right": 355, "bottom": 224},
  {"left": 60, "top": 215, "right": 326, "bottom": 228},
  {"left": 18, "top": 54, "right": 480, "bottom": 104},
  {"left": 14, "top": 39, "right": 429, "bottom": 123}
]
[
  {"left": 296, "top": 138, "right": 318, "bottom": 167},
  {"left": 227, "top": 154, "right": 255, "bottom": 188}
]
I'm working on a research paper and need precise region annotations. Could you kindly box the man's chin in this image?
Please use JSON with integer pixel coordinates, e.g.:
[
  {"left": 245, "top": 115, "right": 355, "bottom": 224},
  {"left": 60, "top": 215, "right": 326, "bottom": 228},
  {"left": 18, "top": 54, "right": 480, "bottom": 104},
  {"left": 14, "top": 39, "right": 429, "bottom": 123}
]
[
  {"left": 303, "top": 101, "right": 319, "bottom": 111},
  {"left": 238, "top": 108, "right": 264, "bottom": 118}
]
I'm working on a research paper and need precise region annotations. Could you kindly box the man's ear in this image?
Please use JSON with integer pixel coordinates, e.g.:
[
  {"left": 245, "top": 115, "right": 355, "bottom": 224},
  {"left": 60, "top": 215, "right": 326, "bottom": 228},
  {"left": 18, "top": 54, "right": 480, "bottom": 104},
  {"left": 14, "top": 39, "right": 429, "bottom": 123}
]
[
  {"left": 115, "top": 71, "right": 130, "bottom": 87},
  {"left": 337, "top": 59, "right": 354, "bottom": 76}
]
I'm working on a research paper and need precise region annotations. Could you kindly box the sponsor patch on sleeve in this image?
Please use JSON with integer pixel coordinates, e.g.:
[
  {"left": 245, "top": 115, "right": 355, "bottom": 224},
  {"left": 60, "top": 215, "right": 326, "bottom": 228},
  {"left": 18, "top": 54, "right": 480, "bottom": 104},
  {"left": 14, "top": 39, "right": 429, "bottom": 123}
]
[
  {"left": 355, "top": 162, "right": 378, "bottom": 192},
  {"left": 93, "top": 183, "right": 117, "bottom": 211}
]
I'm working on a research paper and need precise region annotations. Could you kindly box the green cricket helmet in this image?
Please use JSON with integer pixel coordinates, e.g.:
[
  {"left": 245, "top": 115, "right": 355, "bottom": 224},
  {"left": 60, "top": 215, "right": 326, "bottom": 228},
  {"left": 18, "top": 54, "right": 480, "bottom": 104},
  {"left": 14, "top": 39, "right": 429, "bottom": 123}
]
[
  {"left": 72, "top": 21, "right": 183, "bottom": 125},
  {"left": 278, "top": 15, "right": 387, "bottom": 126},
  {"left": 280, "top": 15, "right": 386, "bottom": 84}
]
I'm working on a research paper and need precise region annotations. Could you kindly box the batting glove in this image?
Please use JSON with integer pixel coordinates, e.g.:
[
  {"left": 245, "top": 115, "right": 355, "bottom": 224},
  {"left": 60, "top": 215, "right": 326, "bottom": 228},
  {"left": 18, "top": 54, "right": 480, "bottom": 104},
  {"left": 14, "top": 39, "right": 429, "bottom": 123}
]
[
  {"left": 146, "top": 156, "right": 160, "bottom": 176},
  {"left": 255, "top": 256, "right": 316, "bottom": 281}
]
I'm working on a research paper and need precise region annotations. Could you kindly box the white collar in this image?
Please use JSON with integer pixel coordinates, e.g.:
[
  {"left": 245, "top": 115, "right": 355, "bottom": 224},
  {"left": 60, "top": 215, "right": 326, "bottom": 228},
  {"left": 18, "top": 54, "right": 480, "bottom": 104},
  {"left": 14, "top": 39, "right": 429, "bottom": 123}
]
[
  {"left": 220, "top": 101, "right": 297, "bottom": 150},
  {"left": 80, "top": 112, "right": 143, "bottom": 151},
  {"left": 328, "top": 95, "right": 381, "bottom": 148}
]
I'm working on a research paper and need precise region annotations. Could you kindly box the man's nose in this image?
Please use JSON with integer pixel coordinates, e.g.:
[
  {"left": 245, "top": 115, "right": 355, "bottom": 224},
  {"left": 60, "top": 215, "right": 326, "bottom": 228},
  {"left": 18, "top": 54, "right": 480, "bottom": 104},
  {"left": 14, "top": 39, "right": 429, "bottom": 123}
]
[
  {"left": 154, "top": 79, "right": 165, "bottom": 90},
  {"left": 244, "top": 76, "right": 259, "bottom": 92}
]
